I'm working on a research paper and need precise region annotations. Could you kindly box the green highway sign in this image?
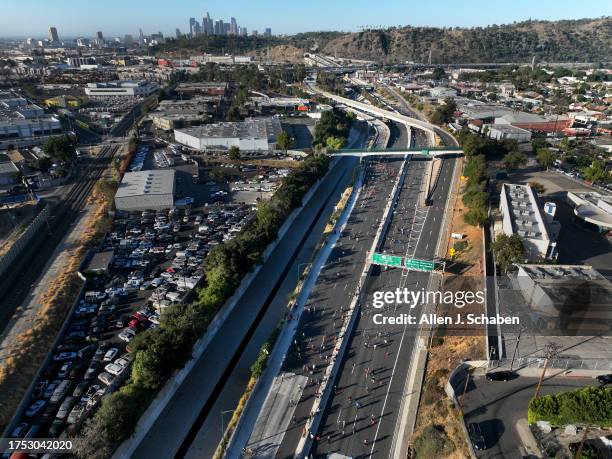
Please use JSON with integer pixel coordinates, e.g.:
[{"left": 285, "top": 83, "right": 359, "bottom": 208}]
[
  {"left": 404, "top": 258, "right": 435, "bottom": 271},
  {"left": 371, "top": 253, "right": 403, "bottom": 268},
  {"left": 421, "top": 149, "right": 430, "bottom": 155}
]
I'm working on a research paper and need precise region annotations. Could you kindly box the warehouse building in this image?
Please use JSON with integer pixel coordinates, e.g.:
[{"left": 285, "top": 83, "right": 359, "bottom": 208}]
[
  {"left": 486, "top": 123, "right": 532, "bottom": 142},
  {"left": 114, "top": 170, "right": 175, "bottom": 211},
  {"left": 0, "top": 90, "right": 63, "bottom": 150},
  {"left": 85, "top": 80, "right": 159, "bottom": 98},
  {"left": 174, "top": 116, "right": 283, "bottom": 152},
  {"left": 498, "top": 183, "right": 560, "bottom": 261}
]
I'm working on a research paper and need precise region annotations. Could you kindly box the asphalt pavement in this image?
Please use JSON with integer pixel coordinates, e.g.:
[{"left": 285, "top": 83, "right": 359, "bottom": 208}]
[
  {"left": 461, "top": 373, "right": 598, "bottom": 458},
  {"left": 260, "top": 118, "right": 458, "bottom": 458}
]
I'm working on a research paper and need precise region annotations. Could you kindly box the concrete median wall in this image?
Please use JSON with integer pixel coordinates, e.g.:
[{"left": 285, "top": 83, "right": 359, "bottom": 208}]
[{"left": 0, "top": 205, "right": 49, "bottom": 279}]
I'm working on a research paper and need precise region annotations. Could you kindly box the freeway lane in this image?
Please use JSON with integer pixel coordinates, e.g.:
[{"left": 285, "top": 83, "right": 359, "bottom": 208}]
[
  {"left": 312, "top": 154, "right": 456, "bottom": 458},
  {"left": 271, "top": 157, "right": 406, "bottom": 459}
]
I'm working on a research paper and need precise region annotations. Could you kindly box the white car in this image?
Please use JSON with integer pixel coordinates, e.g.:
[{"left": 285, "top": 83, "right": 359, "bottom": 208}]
[
  {"left": 103, "top": 348, "right": 118, "bottom": 362},
  {"left": 118, "top": 328, "right": 137, "bottom": 343}
]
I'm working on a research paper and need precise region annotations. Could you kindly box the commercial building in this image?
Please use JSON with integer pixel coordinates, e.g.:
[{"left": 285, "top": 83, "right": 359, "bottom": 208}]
[
  {"left": 0, "top": 154, "right": 19, "bottom": 186},
  {"left": 84, "top": 80, "right": 159, "bottom": 98},
  {"left": 174, "top": 116, "right": 283, "bottom": 153},
  {"left": 498, "top": 183, "right": 560, "bottom": 261},
  {"left": 48, "top": 26, "right": 60, "bottom": 44},
  {"left": 0, "top": 90, "right": 63, "bottom": 150},
  {"left": 149, "top": 97, "right": 219, "bottom": 130},
  {"left": 114, "top": 169, "right": 175, "bottom": 211},
  {"left": 430, "top": 86, "right": 457, "bottom": 98},
  {"left": 566, "top": 191, "right": 612, "bottom": 232},
  {"left": 514, "top": 264, "right": 612, "bottom": 332},
  {"left": 487, "top": 124, "right": 532, "bottom": 142},
  {"left": 176, "top": 82, "right": 228, "bottom": 97}
]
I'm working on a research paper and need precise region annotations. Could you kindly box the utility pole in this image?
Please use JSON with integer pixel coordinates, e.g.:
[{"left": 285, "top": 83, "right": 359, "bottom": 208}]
[
  {"left": 534, "top": 343, "right": 561, "bottom": 399},
  {"left": 510, "top": 327, "right": 524, "bottom": 371}
]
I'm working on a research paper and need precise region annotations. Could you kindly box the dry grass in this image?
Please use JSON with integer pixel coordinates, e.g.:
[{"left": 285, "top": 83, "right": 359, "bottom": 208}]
[
  {"left": 324, "top": 185, "right": 352, "bottom": 234},
  {"left": 0, "top": 181, "right": 113, "bottom": 432},
  {"left": 411, "top": 162, "right": 485, "bottom": 458}
]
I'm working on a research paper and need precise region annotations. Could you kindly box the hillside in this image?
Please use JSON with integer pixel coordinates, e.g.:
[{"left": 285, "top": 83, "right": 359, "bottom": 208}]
[
  {"left": 155, "top": 18, "right": 611, "bottom": 64},
  {"left": 322, "top": 18, "right": 611, "bottom": 63}
]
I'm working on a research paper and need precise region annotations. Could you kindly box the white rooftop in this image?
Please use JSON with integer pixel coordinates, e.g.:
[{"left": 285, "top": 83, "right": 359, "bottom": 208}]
[{"left": 115, "top": 170, "right": 175, "bottom": 198}]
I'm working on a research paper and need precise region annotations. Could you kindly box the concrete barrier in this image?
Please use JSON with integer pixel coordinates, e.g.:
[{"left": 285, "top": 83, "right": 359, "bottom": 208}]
[{"left": 0, "top": 205, "right": 49, "bottom": 278}]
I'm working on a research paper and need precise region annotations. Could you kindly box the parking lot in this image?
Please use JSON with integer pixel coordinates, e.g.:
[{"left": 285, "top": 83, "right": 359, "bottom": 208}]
[{"left": 8, "top": 200, "right": 255, "bottom": 442}]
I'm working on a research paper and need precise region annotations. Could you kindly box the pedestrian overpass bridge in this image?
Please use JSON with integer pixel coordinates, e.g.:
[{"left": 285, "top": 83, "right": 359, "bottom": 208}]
[{"left": 329, "top": 146, "right": 463, "bottom": 157}]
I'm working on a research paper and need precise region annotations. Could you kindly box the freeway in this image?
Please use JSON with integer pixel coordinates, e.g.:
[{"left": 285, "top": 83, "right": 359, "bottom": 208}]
[
  {"left": 311, "top": 151, "right": 456, "bottom": 458},
  {"left": 0, "top": 144, "right": 120, "bottom": 336},
  {"left": 244, "top": 111, "right": 457, "bottom": 458}
]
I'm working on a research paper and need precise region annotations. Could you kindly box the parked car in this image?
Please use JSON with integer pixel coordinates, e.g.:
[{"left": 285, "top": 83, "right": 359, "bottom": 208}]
[
  {"left": 50, "top": 380, "right": 71, "bottom": 404},
  {"left": 58, "top": 362, "right": 73, "bottom": 379},
  {"left": 103, "top": 348, "right": 119, "bottom": 362},
  {"left": 118, "top": 328, "right": 137, "bottom": 343},
  {"left": 468, "top": 422, "right": 487, "bottom": 450},
  {"left": 485, "top": 371, "right": 517, "bottom": 382},
  {"left": 10, "top": 422, "right": 29, "bottom": 438},
  {"left": 56, "top": 397, "right": 76, "bottom": 420},
  {"left": 25, "top": 400, "right": 46, "bottom": 417},
  {"left": 48, "top": 419, "right": 65, "bottom": 438},
  {"left": 596, "top": 374, "right": 612, "bottom": 385},
  {"left": 53, "top": 352, "right": 77, "bottom": 362},
  {"left": 97, "top": 372, "right": 115, "bottom": 386}
]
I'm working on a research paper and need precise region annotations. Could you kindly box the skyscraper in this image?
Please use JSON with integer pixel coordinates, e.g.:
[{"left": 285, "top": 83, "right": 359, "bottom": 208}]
[
  {"left": 175, "top": 28, "right": 182, "bottom": 39},
  {"left": 95, "top": 31, "right": 104, "bottom": 47},
  {"left": 202, "top": 13, "right": 213, "bottom": 35},
  {"left": 214, "top": 20, "right": 223, "bottom": 35},
  {"left": 139, "top": 28, "right": 145, "bottom": 45},
  {"left": 48, "top": 26, "right": 59, "bottom": 43},
  {"left": 239, "top": 27, "right": 248, "bottom": 37},
  {"left": 189, "top": 18, "right": 196, "bottom": 37},
  {"left": 264, "top": 28, "right": 272, "bottom": 37},
  {"left": 230, "top": 17, "right": 238, "bottom": 35}
]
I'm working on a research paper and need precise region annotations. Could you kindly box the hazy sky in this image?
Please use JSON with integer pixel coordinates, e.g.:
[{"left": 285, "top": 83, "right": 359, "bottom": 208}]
[{"left": 1, "top": 0, "right": 610, "bottom": 38}]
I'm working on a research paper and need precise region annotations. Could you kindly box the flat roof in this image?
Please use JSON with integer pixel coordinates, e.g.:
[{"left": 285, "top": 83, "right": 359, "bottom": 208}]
[
  {"left": 115, "top": 169, "right": 175, "bottom": 198},
  {"left": 501, "top": 183, "right": 550, "bottom": 241},
  {"left": 175, "top": 116, "right": 281, "bottom": 141},
  {"left": 567, "top": 191, "right": 612, "bottom": 229}
]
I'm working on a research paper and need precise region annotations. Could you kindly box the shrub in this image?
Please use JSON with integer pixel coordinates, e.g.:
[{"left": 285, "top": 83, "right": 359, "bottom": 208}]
[
  {"left": 413, "top": 424, "right": 453, "bottom": 458},
  {"left": 528, "top": 386, "right": 612, "bottom": 427}
]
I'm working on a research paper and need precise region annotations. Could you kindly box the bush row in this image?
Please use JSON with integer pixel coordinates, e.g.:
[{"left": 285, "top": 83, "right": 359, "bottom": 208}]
[{"left": 528, "top": 386, "right": 612, "bottom": 428}]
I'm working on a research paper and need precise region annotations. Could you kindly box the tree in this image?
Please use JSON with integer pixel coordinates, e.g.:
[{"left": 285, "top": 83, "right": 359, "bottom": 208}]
[
  {"left": 463, "top": 206, "right": 488, "bottom": 227},
  {"left": 325, "top": 135, "right": 345, "bottom": 151},
  {"left": 491, "top": 234, "right": 524, "bottom": 272},
  {"left": 228, "top": 146, "right": 241, "bottom": 161},
  {"left": 276, "top": 131, "right": 293, "bottom": 152},
  {"left": 43, "top": 135, "right": 76, "bottom": 162},
  {"left": 582, "top": 160, "right": 610, "bottom": 184},
  {"left": 503, "top": 151, "right": 528, "bottom": 170},
  {"left": 528, "top": 181, "right": 546, "bottom": 195},
  {"left": 536, "top": 148, "right": 555, "bottom": 169},
  {"left": 432, "top": 67, "right": 446, "bottom": 80}
]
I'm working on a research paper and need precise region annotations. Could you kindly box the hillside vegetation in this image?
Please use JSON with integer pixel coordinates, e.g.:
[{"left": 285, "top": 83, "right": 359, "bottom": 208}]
[
  {"left": 155, "top": 19, "right": 610, "bottom": 64},
  {"left": 322, "top": 18, "right": 611, "bottom": 63}
]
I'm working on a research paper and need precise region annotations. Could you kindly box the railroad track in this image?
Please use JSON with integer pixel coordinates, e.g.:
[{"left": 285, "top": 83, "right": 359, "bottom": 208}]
[{"left": 0, "top": 144, "right": 120, "bottom": 334}]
